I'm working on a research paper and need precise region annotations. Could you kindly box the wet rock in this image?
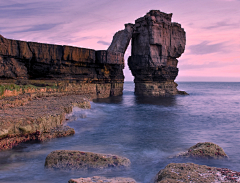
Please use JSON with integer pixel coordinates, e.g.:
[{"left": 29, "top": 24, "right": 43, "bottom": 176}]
[
  {"left": 79, "top": 114, "right": 87, "bottom": 118},
  {"left": 0, "top": 125, "right": 75, "bottom": 150},
  {"left": 68, "top": 176, "right": 137, "bottom": 183},
  {"left": 178, "top": 142, "right": 228, "bottom": 159},
  {"left": 39, "top": 125, "right": 75, "bottom": 141},
  {"left": 45, "top": 150, "right": 131, "bottom": 170},
  {"left": 128, "top": 10, "right": 187, "bottom": 96},
  {"left": 155, "top": 163, "right": 240, "bottom": 183},
  {"left": 0, "top": 95, "right": 90, "bottom": 151}
]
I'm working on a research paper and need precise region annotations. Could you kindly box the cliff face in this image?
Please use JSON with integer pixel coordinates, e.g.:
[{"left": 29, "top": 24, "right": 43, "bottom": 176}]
[
  {"left": 0, "top": 35, "right": 124, "bottom": 98},
  {"left": 128, "top": 10, "right": 186, "bottom": 96},
  {"left": 0, "top": 10, "right": 186, "bottom": 98}
]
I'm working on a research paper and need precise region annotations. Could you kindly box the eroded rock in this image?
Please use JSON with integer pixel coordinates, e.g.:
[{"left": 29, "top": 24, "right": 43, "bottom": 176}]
[
  {"left": 108, "top": 24, "right": 134, "bottom": 54},
  {"left": 0, "top": 95, "right": 90, "bottom": 151},
  {"left": 45, "top": 150, "right": 131, "bottom": 170},
  {"left": 178, "top": 142, "right": 228, "bottom": 159},
  {"left": 0, "top": 34, "right": 124, "bottom": 98},
  {"left": 68, "top": 176, "right": 136, "bottom": 183},
  {"left": 128, "top": 10, "right": 187, "bottom": 96},
  {"left": 155, "top": 163, "right": 240, "bottom": 183}
]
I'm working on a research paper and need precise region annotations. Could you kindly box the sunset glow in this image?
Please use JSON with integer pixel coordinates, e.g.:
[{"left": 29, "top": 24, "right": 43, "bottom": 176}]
[{"left": 1, "top": 0, "right": 239, "bottom": 81}]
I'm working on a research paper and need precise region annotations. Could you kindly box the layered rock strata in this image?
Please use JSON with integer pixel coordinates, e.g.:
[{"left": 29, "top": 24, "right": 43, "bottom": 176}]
[
  {"left": 108, "top": 23, "right": 134, "bottom": 54},
  {"left": 0, "top": 34, "right": 124, "bottom": 98},
  {"left": 128, "top": 10, "right": 186, "bottom": 96},
  {"left": 0, "top": 95, "right": 91, "bottom": 151},
  {"left": 45, "top": 150, "right": 131, "bottom": 170}
]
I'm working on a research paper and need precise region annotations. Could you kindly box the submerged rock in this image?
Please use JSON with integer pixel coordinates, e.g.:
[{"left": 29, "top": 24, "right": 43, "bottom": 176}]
[
  {"left": 155, "top": 163, "right": 240, "bottom": 183},
  {"left": 45, "top": 150, "right": 131, "bottom": 170},
  {"left": 68, "top": 176, "right": 136, "bottom": 183},
  {"left": 178, "top": 142, "right": 228, "bottom": 159}
]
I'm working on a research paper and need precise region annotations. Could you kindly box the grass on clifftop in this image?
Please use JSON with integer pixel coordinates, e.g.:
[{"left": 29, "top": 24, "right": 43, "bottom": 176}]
[{"left": 0, "top": 81, "right": 58, "bottom": 97}]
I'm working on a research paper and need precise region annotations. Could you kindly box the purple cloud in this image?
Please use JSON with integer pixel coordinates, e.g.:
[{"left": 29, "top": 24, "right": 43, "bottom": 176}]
[
  {"left": 203, "top": 21, "right": 239, "bottom": 29},
  {"left": 189, "top": 41, "right": 226, "bottom": 55},
  {"left": 97, "top": 40, "right": 110, "bottom": 46}
]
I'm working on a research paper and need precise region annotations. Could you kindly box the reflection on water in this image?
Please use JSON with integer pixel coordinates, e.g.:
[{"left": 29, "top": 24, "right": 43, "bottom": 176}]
[
  {"left": 134, "top": 95, "right": 177, "bottom": 106},
  {"left": 0, "top": 82, "right": 240, "bottom": 183},
  {"left": 93, "top": 95, "right": 123, "bottom": 104}
]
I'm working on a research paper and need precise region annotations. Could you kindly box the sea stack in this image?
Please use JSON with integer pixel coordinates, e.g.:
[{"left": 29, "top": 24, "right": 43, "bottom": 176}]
[{"left": 128, "top": 10, "right": 186, "bottom": 96}]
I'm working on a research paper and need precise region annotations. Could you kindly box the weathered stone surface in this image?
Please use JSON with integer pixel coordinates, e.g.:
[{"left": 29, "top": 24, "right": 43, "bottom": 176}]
[
  {"left": 128, "top": 10, "right": 186, "bottom": 96},
  {"left": 0, "top": 125, "right": 75, "bottom": 150},
  {"left": 96, "top": 50, "right": 124, "bottom": 65},
  {"left": 45, "top": 150, "right": 131, "bottom": 170},
  {"left": 134, "top": 81, "right": 178, "bottom": 97},
  {"left": 39, "top": 125, "right": 75, "bottom": 141},
  {"left": 108, "top": 23, "right": 134, "bottom": 54},
  {"left": 0, "top": 56, "right": 28, "bottom": 78},
  {"left": 69, "top": 176, "right": 136, "bottom": 183},
  {"left": 62, "top": 45, "right": 95, "bottom": 63},
  {"left": 155, "top": 163, "right": 240, "bottom": 183},
  {"left": 178, "top": 142, "right": 228, "bottom": 159},
  {"left": 0, "top": 94, "right": 91, "bottom": 151}
]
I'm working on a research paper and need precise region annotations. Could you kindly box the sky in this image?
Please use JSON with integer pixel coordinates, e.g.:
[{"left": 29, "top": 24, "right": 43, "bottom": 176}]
[{"left": 0, "top": 0, "right": 239, "bottom": 82}]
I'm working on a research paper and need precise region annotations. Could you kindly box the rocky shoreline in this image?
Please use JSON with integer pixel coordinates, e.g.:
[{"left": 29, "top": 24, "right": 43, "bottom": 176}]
[
  {"left": 0, "top": 86, "right": 238, "bottom": 182},
  {"left": 0, "top": 9, "right": 236, "bottom": 183},
  {"left": 0, "top": 90, "right": 91, "bottom": 151}
]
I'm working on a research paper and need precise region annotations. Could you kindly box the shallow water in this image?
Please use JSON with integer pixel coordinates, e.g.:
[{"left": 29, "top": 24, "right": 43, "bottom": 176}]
[{"left": 0, "top": 82, "right": 240, "bottom": 183}]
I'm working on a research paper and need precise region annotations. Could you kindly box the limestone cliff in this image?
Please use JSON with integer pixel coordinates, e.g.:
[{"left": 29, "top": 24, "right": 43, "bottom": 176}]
[
  {"left": 0, "top": 35, "right": 124, "bottom": 98},
  {"left": 0, "top": 10, "right": 187, "bottom": 98},
  {"left": 128, "top": 10, "right": 187, "bottom": 96}
]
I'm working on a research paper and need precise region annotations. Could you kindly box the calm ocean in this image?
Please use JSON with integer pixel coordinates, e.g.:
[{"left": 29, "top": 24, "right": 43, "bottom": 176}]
[{"left": 0, "top": 82, "right": 240, "bottom": 183}]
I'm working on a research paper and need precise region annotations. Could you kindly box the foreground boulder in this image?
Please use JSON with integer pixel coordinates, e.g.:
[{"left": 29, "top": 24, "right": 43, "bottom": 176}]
[
  {"left": 128, "top": 10, "right": 186, "bottom": 96},
  {"left": 155, "top": 163, "right": 240, "bottom": 183},
  {"left": 68, "top": 176, "right": 136, "bottom": 183},
  {"left": 178, "top": 142, "right": 228, "bottom": 159},
  {"left": 45, "top": 150, "right": 131, "bottom": 170}
]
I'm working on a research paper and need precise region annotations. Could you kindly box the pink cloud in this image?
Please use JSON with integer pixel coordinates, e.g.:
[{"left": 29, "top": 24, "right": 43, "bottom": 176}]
[{"left": 1, "top": 0, "right": 240, "bottom": 81}]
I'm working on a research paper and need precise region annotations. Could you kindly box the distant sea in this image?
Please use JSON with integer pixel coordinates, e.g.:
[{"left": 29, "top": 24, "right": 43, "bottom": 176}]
[{"left": 0, "top": 82, "right": 240, "bottom": 183}]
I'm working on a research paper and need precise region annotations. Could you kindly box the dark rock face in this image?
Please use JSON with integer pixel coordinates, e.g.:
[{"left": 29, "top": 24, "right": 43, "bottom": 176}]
[
  {"left": 0, "top": 10, "right": 187, "bottom": 98},
  {"left": 0, "top": 34, "right": 124, "bottom": 98},
  {"left": 108, "top": 23, "right": 134, "bottom": 54},
  {"left": 128, "top": 10, "right": 186, "bottom": 96}
]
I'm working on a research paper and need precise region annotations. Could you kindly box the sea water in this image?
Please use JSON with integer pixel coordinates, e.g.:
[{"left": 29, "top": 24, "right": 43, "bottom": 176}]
[{"left": 0, "top": 82, "right": 240, "bottom": 183}]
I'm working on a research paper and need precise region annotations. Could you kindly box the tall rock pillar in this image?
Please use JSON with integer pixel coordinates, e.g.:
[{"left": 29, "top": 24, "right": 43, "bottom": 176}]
[{"left": 128, "top": 10, "right": 187, "bottom": 96}]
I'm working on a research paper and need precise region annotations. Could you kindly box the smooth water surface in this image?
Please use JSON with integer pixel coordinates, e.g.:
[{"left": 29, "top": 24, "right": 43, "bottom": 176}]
[{"left": 0, "top": 82, "right": 240, "bottom": 183}]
